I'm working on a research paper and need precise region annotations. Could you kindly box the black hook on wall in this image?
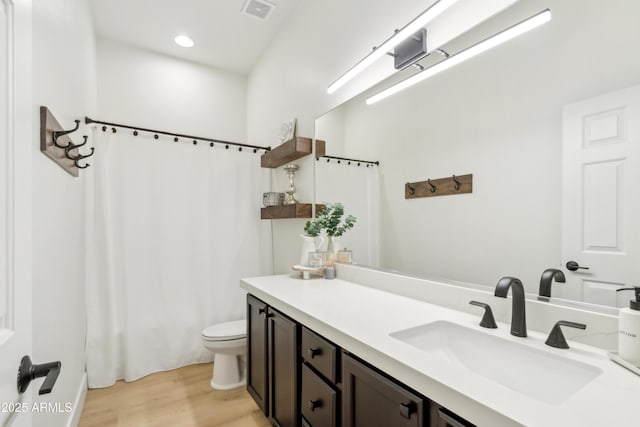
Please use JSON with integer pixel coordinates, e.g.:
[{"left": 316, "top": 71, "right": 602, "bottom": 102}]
[
  {"left": 52, "top": 120, "right": 80, "bottom": 148},
  {"left": 452, "top": 175, "right": 461, "bottom": 191},
  {"left": 74, "top": 158, "right": 91, "bottom": 169},
  {"left": 406, "top": 183, "right": 416, "bottom": 195},
  {"left": 427, "top": 178, "right": 437, "bottom": 193},
  {"left": 64, "top": 135, "right": 95, "bottom": 169},
  {"left": 404, "top": 174, "right": 473, "bottom": 199}
]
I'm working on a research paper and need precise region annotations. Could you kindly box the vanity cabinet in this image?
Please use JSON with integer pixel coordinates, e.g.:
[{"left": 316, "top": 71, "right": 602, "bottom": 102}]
[
  {"left": 247, "top": 295, "right": 300, "bottom": 427},
  {"left": 247, "top": 294, "right": 475, "bottom": 427}
]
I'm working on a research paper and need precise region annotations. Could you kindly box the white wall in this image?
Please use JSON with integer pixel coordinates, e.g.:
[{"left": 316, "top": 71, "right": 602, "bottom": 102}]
[
  {"left": 321, "top": 0, "right": 640, "bottom": 292},
  {"left": 247, "top": 0, "right": 516, "bottom": 273},
  {"left": 96, "top": 37, "right": 247, "bottom": 141},
  {"left": 31, "top": 0, "right": 97, "bottom": 425}
]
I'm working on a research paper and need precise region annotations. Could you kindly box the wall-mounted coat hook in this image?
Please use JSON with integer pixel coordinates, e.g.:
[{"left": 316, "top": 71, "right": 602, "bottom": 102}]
[
  {"left": 406, "top": 183, "right": 416, "bottom": 195},
  {"left": 427, "top": 178, "right": 437, "bottom": 193},
  {"left": 40, "top": 106, "right": 91, "bottom": 177},
  {"left": 74, "top": 158, "right": 90, "bottom": 169},
  {"left": 405, "top": 174, "right": 473, "bottom": 199},
  {"left": 63, "top": 135, "right": 88, "bottom": 158},
  {"left": 67, "top": 146, "right": 94, "bottom": 162},
  {"left": 64, "top": 135, "right": 94, "bottom": 170},
  {"left": 452, "top": 175, "right": 461, "bottom": 190},
  {"left": 52, "top": 119, "right": 80, "bottom": 148}
]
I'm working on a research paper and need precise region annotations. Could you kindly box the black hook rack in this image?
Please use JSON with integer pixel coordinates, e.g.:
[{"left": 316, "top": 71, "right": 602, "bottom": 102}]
[
  {"left": 40, "top": 106, "right": 93, "bottom": 177},
  {"left": 405, "top": 174, "right": 473, "bottom": 199}
]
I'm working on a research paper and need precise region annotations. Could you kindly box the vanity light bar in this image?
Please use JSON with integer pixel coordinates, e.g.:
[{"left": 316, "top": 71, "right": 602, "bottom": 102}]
[
  {"left": 366, "top": 9, "right": 552, "bottom": 105},
  {"left": 327, "top": 0, "right": 459, "bottom": 95}
]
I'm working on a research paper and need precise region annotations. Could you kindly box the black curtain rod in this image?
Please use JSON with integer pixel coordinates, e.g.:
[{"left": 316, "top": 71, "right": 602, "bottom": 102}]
[
  {"left": 85, "top": 117, "right": 271, "bottom": 152},
  {"left": 317, "top": 154, "right": 379, "bottom": 166}
]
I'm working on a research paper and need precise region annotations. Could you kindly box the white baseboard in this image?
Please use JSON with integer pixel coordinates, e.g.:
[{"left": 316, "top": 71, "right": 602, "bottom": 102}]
[{"left": 65, "top": 372, "right": 87, "bottom": 427}]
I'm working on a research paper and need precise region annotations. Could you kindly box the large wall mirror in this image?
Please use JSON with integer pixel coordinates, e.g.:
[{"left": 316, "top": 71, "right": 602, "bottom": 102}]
[{"left": 315, "top": 0, "right": 640, "bottom": 311}]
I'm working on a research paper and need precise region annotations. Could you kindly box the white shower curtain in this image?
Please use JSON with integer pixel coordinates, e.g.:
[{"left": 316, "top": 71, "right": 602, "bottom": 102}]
[
  {"left": 85, "top": 130, "right": 272, "bottom": 388},
  {"left": 316, "top": 161, "right": 380, "bottom": 266}
]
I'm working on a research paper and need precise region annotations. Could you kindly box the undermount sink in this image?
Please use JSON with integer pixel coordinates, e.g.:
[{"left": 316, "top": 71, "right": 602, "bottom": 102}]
[{"left": 390, "top": 321, "right": 602, "bottom": 405}]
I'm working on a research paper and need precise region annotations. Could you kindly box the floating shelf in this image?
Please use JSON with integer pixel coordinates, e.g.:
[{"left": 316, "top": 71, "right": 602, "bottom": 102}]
[
  {"left": 261, "top": 137, "right": 326, "bottom": 168},
  {"left": 261, "top": 203, "right": 325, "bottom": 220}
]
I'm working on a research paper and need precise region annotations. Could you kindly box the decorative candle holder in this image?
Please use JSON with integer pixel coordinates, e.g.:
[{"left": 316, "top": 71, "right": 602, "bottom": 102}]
[{"left": 283, "top": 163, "right": 299, "bottom": 205}]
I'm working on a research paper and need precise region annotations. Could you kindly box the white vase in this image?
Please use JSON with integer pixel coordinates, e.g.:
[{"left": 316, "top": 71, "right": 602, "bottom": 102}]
[
  {"left": 326, "top": 236, "right": 341, "bottom": 261},
  {"left": 300, "top": 234, "right": 325, "bottom": 265}
]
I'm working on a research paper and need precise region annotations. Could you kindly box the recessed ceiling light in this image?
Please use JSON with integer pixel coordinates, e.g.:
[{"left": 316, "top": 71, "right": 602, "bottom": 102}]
[{"left": 174, "top": 35, "right": 194, "bottom": 48}]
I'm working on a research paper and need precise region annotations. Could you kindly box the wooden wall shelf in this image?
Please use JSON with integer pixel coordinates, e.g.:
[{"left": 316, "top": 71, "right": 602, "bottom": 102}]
[
  {"left": 261, "top": 137, "right": 326, "bottom": 168},
  {"left": 261, "top": 203, "right": 325, "bottom": 220}
]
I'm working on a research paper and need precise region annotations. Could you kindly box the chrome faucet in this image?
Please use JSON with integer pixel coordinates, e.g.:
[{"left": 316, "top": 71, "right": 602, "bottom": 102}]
[
  {"left": 494, "top": 276, "right": 527, "bottom": 337},
  {"left": 538, "top": 268, "right": 566, "bottom": 298}
]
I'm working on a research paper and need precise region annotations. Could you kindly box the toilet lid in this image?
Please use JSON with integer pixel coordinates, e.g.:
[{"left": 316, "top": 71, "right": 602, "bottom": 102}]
[{"left": 202, "top": 319, "right": 246, "bottom": 341}]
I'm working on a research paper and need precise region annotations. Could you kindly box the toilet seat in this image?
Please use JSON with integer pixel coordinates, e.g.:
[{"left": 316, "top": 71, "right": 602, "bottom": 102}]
[{"left": 202, "top": 319, "right": 246, "bottom": 342}]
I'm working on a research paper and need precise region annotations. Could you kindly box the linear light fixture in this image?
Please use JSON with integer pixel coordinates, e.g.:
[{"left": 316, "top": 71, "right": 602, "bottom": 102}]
[
  {"left": 327, "top": 0, "right": 459, "bottom": 95},
  {"left": 366, "top": 9, "right": 551, "bottom": 105}
]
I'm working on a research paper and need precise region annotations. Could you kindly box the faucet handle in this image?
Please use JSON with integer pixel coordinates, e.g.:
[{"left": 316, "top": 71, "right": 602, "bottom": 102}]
[
  {"left": 469, "top": 301, "right": 498, "bottom": 329},
  {"left": 545, "top": 320, "right": 586, "bottom": 349}
]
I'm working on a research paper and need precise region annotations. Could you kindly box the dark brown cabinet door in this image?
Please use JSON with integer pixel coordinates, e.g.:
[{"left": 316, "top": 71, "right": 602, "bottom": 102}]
[
  {"left": 269, "top": 307, "right": 300, "bottom": 427},
  {"left": 342, "top": 353, "right": 426, "bottom": 427},
  {"left": 247, "top": 295, "right": 269, "bottom": 415}
]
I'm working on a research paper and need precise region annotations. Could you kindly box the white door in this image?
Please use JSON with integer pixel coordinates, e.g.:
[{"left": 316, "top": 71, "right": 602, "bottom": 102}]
[
  {"left": 1, "top": 1, "right": 33, "bottom": 426},
  {"left": 562, "top": 84, "right": 640, "bottom": 307}
]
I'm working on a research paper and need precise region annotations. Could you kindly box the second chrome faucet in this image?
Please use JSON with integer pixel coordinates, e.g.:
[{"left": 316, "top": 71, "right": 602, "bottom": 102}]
[{"left": 494, "top": 276, "right": 527, "bottom": 337}]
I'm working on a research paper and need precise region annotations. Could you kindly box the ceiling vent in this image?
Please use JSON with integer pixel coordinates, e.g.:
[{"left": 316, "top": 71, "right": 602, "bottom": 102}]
[{"left": 242, "top": 0, "right": 275, "bottom": 21}]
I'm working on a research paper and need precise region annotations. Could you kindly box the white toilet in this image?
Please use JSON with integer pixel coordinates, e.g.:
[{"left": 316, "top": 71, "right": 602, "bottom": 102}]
[{"left": 201, "top": 319, "right": 247, "bottom": 390}]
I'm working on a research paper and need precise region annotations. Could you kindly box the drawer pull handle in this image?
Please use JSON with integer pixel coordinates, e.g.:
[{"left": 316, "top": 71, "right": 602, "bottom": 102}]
[
  {"left": 399, "top": 402, "right": 416, "bottom": 419},
  {"left": 308, "top": 399, "right": 322, "bottom": 411},
  {"left": 308, "top": 347, "right": 321, "bottom": 358}
]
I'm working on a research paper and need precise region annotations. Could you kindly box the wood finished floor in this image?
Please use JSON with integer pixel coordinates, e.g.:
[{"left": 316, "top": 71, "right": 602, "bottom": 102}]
[{"left": 78, "top": 363, "right": 271, "bottom": 427}]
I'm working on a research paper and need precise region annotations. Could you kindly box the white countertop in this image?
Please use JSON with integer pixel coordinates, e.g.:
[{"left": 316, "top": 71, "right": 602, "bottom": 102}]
[{"left": 241, "top": 274, "right": 640, "bottom": 427}]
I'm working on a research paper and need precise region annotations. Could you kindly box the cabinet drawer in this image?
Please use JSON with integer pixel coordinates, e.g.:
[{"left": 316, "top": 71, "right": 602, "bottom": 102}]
[
  {"left": 301, "top": 363, "right": 337, "bottom": 427},
  {"left": 301, "top": 326, "right": 338, "bottom": 383}
]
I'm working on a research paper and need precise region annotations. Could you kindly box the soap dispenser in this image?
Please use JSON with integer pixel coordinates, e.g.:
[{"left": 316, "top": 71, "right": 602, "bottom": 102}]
[{"left": 616, "top": 287, "right": 640, "bottom": 366}]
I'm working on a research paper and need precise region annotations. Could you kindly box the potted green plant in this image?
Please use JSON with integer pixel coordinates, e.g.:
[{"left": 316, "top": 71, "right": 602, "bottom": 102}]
[{"left": 309, "top": 202, "right": 357, "bottom": 259}]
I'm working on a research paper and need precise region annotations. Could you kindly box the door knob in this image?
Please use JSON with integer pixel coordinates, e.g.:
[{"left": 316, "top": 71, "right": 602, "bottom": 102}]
[
  {"left": 566, "top": 261, "right": 589, "bottom": 272},
  {"left": 17, "top": 355, "right": 61, "bottom": 395}
]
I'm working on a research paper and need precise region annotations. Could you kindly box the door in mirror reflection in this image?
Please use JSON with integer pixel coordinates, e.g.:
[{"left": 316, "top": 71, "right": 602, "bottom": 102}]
[{"left": 562, "top": 85, "right": 640, "bottom": 307}]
